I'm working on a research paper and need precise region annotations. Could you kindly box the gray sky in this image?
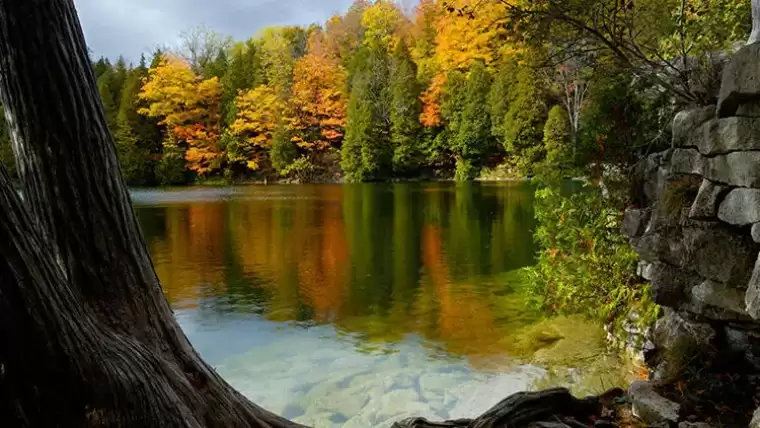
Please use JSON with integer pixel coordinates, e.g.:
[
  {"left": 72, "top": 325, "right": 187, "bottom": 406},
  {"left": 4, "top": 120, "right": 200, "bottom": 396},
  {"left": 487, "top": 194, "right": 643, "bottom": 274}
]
[{"left": 74, "top": 0, "right": 360, "bottom": 62}]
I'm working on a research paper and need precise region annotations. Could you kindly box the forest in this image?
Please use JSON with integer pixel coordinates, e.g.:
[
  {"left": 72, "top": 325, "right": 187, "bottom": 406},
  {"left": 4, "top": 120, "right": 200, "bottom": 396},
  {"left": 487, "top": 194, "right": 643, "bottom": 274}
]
[{"left": 0, "top": 0, "right": 749, "bottom": 185}]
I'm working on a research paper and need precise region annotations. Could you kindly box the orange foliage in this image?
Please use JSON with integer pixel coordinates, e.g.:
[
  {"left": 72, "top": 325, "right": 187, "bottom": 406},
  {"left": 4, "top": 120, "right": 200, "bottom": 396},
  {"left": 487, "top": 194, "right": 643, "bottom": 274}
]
[
  {"left": 290, "top": 32, "right": 348, "bottom": 151},
  {"left": 419, "top": 73, "right": 446, "bottom": 127},
  {"left": 414, "top": 0, "right": 522, "bottom": 128},
  {"left": 139, "top": 55, "right": 223, "bottom": 175}
]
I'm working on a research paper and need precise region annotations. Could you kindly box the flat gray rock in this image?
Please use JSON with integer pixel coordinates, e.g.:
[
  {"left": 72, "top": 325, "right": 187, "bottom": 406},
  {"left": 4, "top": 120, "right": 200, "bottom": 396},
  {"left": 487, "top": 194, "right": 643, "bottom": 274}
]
[
  {"left": 672, "top": 106, "right": 716, "bottom": 148},
  {"left": 689, "top": 179, "right": 729, "bottom": 219},
  {"left": 692, "top": 117, "right": 760, "bottom": 155},
  {"left": 691, "top": 280, "right": 747, "bottom": 315},
  {"left": 671, "top": 149, "right": 760, "bottom": 188},
  {"left": 670, "top": 148, "right": 705, "bottom": 176},
  {"left": 718, "top": 188, "right": 760, "bottom": 226}
]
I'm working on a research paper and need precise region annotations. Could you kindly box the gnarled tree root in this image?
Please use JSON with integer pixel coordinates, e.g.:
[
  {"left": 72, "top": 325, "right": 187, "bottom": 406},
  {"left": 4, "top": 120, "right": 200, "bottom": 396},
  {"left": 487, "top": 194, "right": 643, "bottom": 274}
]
[{"left": 393, "top": 387, "right": 625, "bottom": 428}]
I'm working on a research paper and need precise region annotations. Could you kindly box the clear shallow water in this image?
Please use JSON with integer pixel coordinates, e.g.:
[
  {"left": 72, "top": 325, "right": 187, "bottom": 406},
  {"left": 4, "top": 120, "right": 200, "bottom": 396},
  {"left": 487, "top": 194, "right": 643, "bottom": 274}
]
[{"left": 133, "top": 182, "right": 634, "bottom": 427}]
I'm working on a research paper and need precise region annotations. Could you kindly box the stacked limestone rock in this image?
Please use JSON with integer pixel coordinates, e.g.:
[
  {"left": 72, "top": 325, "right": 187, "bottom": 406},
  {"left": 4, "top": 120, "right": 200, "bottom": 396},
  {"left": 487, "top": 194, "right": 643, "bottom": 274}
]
[{"left": 622, "top": 43, "right": 760, "bottom": 425}]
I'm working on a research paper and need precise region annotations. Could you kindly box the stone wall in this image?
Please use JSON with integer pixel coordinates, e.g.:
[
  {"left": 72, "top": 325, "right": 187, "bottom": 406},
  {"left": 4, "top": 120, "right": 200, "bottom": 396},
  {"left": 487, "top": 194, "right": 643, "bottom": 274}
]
[{"left": 623, "top": 43, "right": 760, "bottom": 379}]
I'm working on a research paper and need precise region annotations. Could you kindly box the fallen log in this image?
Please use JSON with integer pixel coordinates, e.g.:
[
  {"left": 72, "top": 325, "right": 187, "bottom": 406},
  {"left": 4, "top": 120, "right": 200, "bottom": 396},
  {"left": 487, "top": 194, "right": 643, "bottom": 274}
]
[{"left": 393, "top": 387, "right": 625, "bottom": 428}]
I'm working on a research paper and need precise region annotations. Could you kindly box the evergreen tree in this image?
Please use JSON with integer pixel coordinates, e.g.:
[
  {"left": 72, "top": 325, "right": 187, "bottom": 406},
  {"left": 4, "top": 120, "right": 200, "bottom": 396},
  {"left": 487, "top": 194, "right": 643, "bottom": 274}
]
[
  {"left": 203, "top": 48, "right": 229, "bottom": 79},
  {"left": 341, "top": 45, "right": 391, "bottom": 182},
  {"left": 222, "top": 39, "right": 263, "bottom": 125},
  {"left": 437, "top": 70, "right": 466, "bottom": 166},
  {"left": 270, "top": 121, "right": 296, "bottom": 172},
  {"left": 453, "top": 61, "right": 492, "bottom": 180},
  {"left": 503, "top": 65, "right": 547, "bottom": 175},
  {"left": 92, "top": 56, "right": 111, "bottom": 80},
  {"left": 537, "top": 105, "right": 571, "bottom": 181},
  {"left": 111, "top": 56, "right": 128, "bottom": 107},
  {"left": 488, "top": 60, "right": 516, "bottom": 141},
  {"left": 389, "top": 39, "right": 422, "bottom": 174},
  {"left": 115, "top": 60, "right": 161, "bottom": 185},
  {"left": 150, "top": 48, "right": 164, "bottom": 69},
  {"left": 96, "top": 68, "right": 118, "bottom": 133}
]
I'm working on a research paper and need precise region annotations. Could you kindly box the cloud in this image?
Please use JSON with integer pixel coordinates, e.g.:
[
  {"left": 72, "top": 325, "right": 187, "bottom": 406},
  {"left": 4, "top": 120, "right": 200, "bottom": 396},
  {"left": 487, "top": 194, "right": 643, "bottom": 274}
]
[{"left": 74, "top": 0, "right": 357, "bottom": 62}]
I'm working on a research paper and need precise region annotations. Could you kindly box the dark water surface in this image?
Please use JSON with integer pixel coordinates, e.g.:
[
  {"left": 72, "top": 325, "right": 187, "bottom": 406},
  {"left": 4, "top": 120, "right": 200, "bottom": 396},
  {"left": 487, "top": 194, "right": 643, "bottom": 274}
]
[{"left": 133, "top": 182, "right": 633, "bottom": 427}]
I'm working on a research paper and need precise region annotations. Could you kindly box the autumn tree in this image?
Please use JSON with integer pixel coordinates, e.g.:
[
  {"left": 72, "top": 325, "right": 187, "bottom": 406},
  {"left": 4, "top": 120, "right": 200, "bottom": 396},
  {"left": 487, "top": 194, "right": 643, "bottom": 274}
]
[
  {"left": 324, "top": 1, "right": 372, "bottom": 75},
  {"left": 361, "top": 0, "right": 408, "bottom": 52},
  {"left": 139, "top": 55, "right": 223, "bottom": 180},
  {"left": 290, "top": 31, "right": 348, "bottom": 154},
  {"left": 228, "top": 84, "right": 283, "bottom": 171}
]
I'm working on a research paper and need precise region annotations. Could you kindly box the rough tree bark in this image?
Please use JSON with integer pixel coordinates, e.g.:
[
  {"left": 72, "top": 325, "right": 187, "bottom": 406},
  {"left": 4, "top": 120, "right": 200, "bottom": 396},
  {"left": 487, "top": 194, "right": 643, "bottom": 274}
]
[
  {"left": 0, "top": 0, "right": 302, "bottom": 426},
  {"left": 0, "top": 1, "right": 626, "bottom": 427}
]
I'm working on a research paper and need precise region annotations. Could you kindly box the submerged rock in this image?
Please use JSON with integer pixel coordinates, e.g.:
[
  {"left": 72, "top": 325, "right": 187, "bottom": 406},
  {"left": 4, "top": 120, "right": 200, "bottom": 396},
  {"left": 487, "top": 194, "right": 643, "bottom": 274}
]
[{"left": 629, "top": 381, "right": 680, "bottom": 424}]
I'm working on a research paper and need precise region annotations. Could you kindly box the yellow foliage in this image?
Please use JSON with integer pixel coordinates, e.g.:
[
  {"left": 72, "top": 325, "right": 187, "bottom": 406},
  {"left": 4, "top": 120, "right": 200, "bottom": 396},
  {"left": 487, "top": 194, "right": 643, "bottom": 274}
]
[
  {"left": 139, "top": 55, "right": 223, "bottom": 175},
  {"left": 361, "top": 1, "right": 409, "bottom": 52},
  {"left": 231, "top": 84, "right": 283, "bottom": 146},
  {"left": 432, "top": 0, "right": 511, "bottom": 71}
]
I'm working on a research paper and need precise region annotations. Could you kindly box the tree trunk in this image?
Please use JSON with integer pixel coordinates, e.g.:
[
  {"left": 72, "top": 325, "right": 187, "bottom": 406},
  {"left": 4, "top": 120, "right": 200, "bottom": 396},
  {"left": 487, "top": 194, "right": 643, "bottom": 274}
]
[
  {"left": 0, "top": 2, "right": 627, "bottom": 428},
  {"left": 0, "top": 1, "right": 301, "bottom": 426}
]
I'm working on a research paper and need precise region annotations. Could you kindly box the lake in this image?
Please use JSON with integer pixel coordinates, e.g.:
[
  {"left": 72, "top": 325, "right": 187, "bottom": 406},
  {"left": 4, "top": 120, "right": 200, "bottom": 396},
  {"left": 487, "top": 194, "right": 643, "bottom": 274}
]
[{"left": 133, "top": 182, "right": 637, "bottom": 428}]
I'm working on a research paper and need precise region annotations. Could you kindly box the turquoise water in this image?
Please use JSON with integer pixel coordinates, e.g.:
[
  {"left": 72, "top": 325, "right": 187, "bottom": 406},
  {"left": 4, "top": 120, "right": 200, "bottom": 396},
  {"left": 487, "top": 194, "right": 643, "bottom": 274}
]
[{"left": 133, "top": 182, "right": 632, "bottom": 427}]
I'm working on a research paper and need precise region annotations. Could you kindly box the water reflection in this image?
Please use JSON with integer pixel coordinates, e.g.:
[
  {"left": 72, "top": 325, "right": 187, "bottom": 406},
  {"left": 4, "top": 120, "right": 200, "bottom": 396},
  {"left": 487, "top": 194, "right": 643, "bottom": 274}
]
[
  {"left": 134, "top": 183, "right": 638, "bottom": 426},
  {"left": 136, "top": 182, "right": 538, "bottom": 355}
]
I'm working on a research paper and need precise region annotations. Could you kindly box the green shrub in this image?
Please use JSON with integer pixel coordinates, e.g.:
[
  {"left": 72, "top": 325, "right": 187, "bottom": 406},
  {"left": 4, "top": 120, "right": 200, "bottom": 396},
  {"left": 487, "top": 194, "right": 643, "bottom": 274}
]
[
  {"left": 281, "top": 156, "right": 317, "bottom": 183},
  {"left": 154, "top": 149, "right": 188, "bottom": 185},
  {"left": 526, "top": 185, "right": 658, "bottom": 330},
  {"left": 454, "top": 157, "right": 477, "bottom": 181}
]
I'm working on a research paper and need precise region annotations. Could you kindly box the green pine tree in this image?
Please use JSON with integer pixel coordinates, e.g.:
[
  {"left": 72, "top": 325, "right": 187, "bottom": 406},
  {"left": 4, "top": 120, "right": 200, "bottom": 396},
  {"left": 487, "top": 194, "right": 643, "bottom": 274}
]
[
  {"left": 502, "top": 65, "right": 546, "bottom": 175},
  {"left": 488, "top": 60, "right": 516, "bottom": 141},
  {"left": 111, "top": 56, "right": 128, "bottom": 107},
  {"left": 149, "top": 49, "right": 164, "bottom": 69},
  {"left": 222, "top": 39, "right": 263, "bottom": 126},
  {"left": 453, "top": 61, "right": 493, "bottom": 180},
  {"left": 203, "top": 48, "right": 229, "bottom": 79},
  {"left": 341, "top": 45, "right": 391, "bottom": 182},
  {"left": 115, "top": 64, "right": 161, "bottom": 185},
  {"left": 536, "top": 105, "right": 571, "bottom": 182},
  {"left": 92, "top": 57, "right": 111, "bottom": 80},
  {"left": 389, "top": 39, "right": 422, "bottom": 175},
  {"left": 270, "top": 121, "right": 296, "bottom": 172},
  {"left": 96, "top": 69, "right": 118, "bottom": 133}
]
